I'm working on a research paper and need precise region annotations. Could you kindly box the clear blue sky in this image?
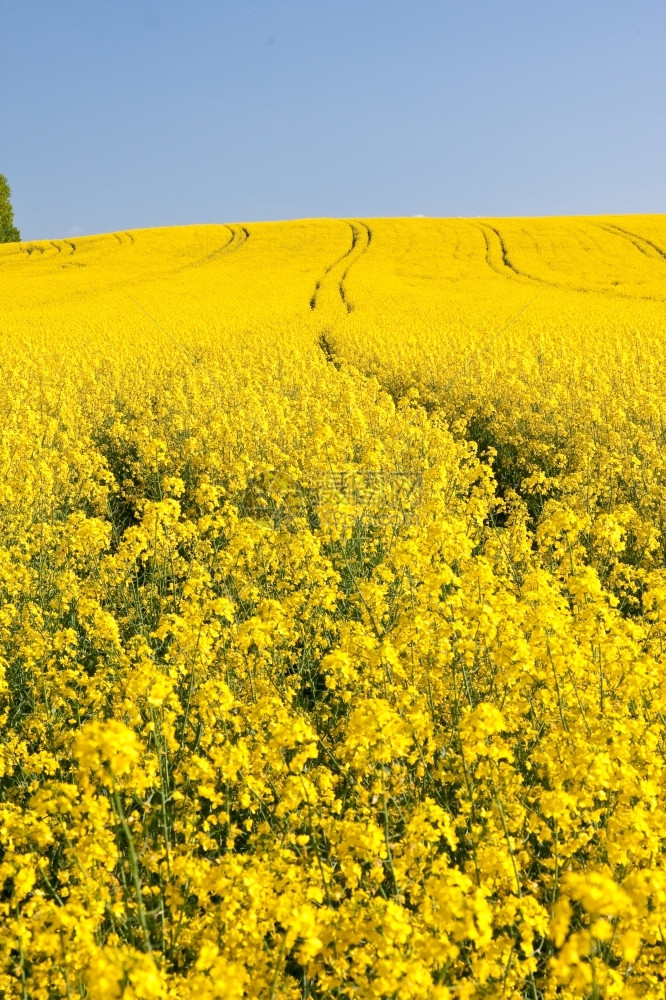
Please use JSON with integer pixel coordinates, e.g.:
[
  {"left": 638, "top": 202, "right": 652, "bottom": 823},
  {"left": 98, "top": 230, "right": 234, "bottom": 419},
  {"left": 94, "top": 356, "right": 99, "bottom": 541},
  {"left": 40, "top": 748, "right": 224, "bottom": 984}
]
[{"left": 2, "top": 0, "right": 664, "bottom": 241}]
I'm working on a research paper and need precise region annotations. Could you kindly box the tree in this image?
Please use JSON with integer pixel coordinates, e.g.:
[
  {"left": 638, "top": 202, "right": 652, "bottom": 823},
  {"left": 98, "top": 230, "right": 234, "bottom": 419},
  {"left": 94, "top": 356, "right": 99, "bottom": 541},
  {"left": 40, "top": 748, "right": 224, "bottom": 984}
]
[{"left": 0, "top": 174, "right": 21, "bottom": 242}]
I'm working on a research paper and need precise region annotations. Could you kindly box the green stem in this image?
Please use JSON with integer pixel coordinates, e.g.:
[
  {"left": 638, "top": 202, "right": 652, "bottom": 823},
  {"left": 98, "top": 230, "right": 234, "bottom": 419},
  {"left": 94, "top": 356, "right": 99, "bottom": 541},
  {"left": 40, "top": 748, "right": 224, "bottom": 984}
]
[{"left": 112, "top": 781, "right": 153, "bottom": 955}]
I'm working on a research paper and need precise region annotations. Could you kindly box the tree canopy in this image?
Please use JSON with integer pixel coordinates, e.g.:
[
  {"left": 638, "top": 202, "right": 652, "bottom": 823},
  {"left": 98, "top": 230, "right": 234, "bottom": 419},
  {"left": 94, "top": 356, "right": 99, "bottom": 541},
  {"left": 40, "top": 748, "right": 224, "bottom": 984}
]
[{"left": 0, "top": 174, "right": 21, "bottom": 242}]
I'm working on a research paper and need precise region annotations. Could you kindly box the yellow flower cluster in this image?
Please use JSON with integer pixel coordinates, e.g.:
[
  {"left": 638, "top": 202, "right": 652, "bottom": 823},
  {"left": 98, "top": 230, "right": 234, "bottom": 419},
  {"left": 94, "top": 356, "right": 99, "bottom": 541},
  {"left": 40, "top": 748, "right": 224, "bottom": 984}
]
[{"left": 0, "top": 215, "right": 665, "bottom": 997}]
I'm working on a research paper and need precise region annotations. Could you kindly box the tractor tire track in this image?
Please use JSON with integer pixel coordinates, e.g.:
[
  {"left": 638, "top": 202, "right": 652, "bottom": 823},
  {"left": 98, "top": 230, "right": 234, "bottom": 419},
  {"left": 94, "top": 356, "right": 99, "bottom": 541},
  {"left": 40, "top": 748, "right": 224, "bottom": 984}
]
[
  {"left": 179, "top": 224, "right": 249, "bottom": 272},
  {"left": 310, "top": 220, "right": 372, "bottom": 313},
  {"left": 339, "top": 222, "right": 372, "bottom": 312},
  {"left": 113, "top": 231, "right": 136, "bottom": 247},
  {"left": 475, "top": 222, "right": 552, "bottom": 286},
  {"left": 598, "top": 222, "right": 666, "bottom": 261},
  {"left": 473, "top": 222, "right": 612, "bottom": 295}
]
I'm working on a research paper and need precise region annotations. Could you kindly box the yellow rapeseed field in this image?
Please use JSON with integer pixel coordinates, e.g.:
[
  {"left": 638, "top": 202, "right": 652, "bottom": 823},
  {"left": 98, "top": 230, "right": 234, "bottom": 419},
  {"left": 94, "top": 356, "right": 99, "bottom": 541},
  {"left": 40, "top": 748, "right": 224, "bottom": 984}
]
[{"left": 1, "top": 215, "right": 666, "bottom": 998}]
